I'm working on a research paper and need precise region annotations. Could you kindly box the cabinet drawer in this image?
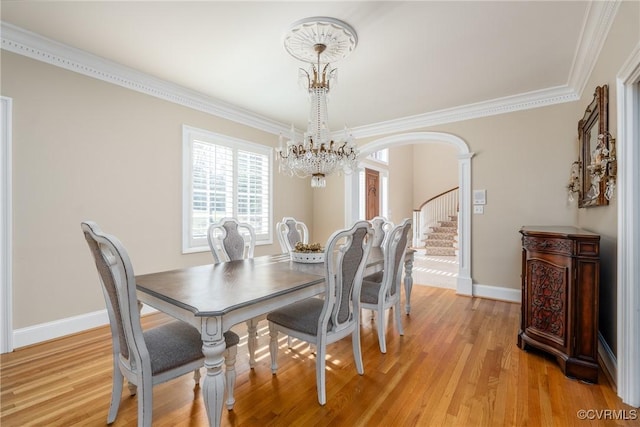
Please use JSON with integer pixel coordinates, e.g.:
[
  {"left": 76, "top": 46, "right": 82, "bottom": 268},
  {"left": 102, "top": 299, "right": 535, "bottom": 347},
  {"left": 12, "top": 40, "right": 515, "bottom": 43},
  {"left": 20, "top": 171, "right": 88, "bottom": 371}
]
[
  {"left": 576, "top": 240, "right": 599, "bottom": 257},
  {"left": 523, "top": 236, "right": 573, "bottom": 255}
]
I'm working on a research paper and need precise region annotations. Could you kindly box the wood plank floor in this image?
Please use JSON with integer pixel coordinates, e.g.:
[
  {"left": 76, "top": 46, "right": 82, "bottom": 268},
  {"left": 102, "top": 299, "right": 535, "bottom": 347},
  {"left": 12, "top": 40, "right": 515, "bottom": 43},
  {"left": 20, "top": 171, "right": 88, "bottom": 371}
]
[{"left": 1, "top": 286, "right": 636, "bottom": 426}]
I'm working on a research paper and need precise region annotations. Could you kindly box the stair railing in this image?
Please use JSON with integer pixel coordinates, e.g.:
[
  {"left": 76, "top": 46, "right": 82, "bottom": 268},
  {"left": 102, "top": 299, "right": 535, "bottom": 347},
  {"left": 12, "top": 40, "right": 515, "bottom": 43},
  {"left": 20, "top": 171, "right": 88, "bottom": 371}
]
[{"left": 416, "top": 187, "right": 459, "bottom": 245}]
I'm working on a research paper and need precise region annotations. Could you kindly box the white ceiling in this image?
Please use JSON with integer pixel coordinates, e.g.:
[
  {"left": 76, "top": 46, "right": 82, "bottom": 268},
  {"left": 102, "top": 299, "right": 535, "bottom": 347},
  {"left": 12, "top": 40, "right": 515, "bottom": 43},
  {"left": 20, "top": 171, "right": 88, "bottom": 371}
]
[{"left": 1, "top": 1, "right": 597, "bottom": 134}]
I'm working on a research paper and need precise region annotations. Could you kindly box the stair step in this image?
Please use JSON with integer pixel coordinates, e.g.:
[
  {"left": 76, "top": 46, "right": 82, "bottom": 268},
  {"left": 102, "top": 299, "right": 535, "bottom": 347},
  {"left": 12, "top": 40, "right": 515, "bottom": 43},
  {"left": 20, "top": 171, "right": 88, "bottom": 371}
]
[
  {"left": 425, "top": 247, "right": 457, "bottom": 256},
  {"left": 423, "top": 233, "right": 456, "bottom": 241},
  {"left": 439, "top": 221, "right": 457, "bottom": 228},
  {"left": 424, "top": 239, "right": 456, "bottom": 248},
  {"left": 430, "top": 226, "right": 457, "bottom": 233}
]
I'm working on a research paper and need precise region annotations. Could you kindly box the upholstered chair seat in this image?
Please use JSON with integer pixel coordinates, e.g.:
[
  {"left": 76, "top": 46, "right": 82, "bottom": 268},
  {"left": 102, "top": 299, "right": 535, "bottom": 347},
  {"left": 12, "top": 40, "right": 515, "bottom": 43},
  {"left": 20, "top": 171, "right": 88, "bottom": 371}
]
[
  {"left": 362, "top": 270, "right": 384, "bottom": 284},
  {"left": 144, "top": 322, "right": 239, "bottom": 374},
  {"left": 266, "top": 298, "right": 331, "bottom": 336}
]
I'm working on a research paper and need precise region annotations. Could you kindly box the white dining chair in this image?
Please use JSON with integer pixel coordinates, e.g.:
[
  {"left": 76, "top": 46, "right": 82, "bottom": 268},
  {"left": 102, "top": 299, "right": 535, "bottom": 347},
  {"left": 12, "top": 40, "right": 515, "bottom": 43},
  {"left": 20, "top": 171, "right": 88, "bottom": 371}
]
[
  {"left": 369, "top": 215, "right": 393, "bottom": 248},
  {"left": 360, "top": 218, "right": 412, "bottom": 353},
  {"left": 267, "top": 220, "right": 374, "bottom": 405},
  {"left": 207, "top": 217, "right": 263, "bottom": 369},
  {"left": 81, "top": 221, "right": 239, "bottom": 425},
  {"left": 276, "top": 217, "right": 309, "bottom": 253},
  {"left": 207, "top": 217, "right": 256, "bottom": 263}
]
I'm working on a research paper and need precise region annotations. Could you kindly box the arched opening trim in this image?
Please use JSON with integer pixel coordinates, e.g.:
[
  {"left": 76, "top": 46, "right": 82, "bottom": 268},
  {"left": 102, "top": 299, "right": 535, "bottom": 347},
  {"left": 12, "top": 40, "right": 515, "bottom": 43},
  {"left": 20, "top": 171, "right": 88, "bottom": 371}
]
[{"left": 346, "top": 132, "right": 474, "bottom": 295}]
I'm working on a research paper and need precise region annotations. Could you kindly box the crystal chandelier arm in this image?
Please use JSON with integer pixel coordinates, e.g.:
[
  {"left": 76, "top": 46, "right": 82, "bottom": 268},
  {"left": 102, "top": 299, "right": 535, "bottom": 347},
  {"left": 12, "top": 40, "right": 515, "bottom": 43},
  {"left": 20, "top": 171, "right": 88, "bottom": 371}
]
[{"left": 298, "top": 68, "right": 311, "bottom": 90}]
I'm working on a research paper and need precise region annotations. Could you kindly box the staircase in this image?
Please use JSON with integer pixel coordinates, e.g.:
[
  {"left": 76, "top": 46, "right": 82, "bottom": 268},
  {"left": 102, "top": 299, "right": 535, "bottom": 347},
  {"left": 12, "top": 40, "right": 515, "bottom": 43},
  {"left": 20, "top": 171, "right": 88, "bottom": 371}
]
[
  {"left": 423, "top": 215, "right": 458, "bottom": 256},
  {"left": 417, "top": 187, "right": 459, "bottom": 257}
]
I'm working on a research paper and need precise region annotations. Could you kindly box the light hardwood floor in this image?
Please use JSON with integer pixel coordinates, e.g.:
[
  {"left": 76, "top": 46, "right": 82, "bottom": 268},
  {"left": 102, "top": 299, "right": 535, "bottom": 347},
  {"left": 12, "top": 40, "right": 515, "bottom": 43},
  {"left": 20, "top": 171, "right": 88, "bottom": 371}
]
[{"left": 1, "top": 286, "right": 636, "bottom": 426}]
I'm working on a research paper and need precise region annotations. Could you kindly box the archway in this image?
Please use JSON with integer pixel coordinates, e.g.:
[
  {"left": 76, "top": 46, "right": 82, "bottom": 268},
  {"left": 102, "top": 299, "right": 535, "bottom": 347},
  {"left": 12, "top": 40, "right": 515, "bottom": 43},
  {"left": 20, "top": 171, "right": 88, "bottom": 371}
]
[{"left": 345, "top": 132, "right": 474, "bottom": 296}]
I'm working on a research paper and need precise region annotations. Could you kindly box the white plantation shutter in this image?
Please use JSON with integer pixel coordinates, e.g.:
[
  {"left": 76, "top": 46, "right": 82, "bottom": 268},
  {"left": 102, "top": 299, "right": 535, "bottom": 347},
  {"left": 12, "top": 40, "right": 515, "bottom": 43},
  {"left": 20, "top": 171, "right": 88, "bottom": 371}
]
[
  {"left": 183, "top": 126, "right": 272, "bottom": 253},
  {"left": 190, "top": 141, "right": 234, "bottom": 246},
  {"left": 237, "top": 150, "right": 270, "bottom": 240}
]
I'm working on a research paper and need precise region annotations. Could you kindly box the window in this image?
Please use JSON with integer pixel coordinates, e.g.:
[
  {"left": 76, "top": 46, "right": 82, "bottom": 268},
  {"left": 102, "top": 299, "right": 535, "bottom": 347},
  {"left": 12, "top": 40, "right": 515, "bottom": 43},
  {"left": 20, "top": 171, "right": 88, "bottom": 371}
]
[
  {"left": 182, "top": 125, "right": 272, "bottom": 253},
  {"left": 367, "top": 148, "right": 389, "bottom": 164}
]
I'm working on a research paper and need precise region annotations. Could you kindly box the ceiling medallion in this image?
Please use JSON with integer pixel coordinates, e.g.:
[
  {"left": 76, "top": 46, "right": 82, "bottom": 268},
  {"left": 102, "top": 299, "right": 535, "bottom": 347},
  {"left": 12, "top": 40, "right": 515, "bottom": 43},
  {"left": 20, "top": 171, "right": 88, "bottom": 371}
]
[{"left": 283, "top": 17, "right": 358, "bottom": 64}]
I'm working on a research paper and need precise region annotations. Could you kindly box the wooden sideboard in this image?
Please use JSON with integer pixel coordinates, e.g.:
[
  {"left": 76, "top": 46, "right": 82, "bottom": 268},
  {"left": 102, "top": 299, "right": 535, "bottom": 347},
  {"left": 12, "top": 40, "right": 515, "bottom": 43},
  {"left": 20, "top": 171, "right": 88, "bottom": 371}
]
[{"left": 518, "top": 226, "right": 600, "bottom": 383}]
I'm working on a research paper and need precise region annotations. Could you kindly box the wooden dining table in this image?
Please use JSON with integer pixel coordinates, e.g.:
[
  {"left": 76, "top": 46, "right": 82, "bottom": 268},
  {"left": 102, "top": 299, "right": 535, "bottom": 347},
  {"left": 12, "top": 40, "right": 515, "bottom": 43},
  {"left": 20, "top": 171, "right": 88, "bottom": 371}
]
[{"left": 135, "top": 247, "right": 415, "bottom": 427}]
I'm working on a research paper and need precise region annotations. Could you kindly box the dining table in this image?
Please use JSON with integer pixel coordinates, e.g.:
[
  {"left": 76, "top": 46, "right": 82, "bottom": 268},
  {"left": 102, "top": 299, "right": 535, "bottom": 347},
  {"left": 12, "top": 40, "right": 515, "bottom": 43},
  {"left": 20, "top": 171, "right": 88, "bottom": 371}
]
[{"left": 135, "top": 247, "right": 415, "bottom": 427}]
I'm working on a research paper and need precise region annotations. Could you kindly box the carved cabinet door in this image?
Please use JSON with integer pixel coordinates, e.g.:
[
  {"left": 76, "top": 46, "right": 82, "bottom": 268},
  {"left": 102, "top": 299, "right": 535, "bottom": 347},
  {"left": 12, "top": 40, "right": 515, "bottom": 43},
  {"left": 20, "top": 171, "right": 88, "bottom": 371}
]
[{"left": 523, "top": 252, "right": 572, "bottom": 354}]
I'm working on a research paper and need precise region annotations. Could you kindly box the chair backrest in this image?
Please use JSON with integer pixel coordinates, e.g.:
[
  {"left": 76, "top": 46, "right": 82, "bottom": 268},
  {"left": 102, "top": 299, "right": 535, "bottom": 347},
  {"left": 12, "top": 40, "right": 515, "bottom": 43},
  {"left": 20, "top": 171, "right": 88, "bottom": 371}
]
[
  {"left": 380, "top": 218, "right": 412, "bottom": 299},
  {"left": 207, "top": 217, "right": 256, "bottom": 263},
  {"left": 276, "top": 217, "right": 309, "bottom": 253},
  {"left": 81, "top": 221, "right": 150, "bottom": 374},
  {"left": 369, "top": 216, "right": 393, "bottom": 248},
  {"left": 320, "top": 221, "right": 374, "bottom": 334}
]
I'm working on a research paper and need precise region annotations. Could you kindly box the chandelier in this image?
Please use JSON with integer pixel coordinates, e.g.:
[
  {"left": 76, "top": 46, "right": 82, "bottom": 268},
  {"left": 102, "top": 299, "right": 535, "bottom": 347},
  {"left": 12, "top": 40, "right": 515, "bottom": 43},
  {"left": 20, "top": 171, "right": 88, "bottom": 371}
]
[{"left": 276, "top": 17, "right": 359, "bottom": 188}]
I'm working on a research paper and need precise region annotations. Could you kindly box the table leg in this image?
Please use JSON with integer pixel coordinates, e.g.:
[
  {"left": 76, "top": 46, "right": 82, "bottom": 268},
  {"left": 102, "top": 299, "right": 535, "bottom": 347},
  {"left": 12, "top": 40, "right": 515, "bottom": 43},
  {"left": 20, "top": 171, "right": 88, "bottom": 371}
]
[
  {"left": 404, "top": 253, "right": 414, "bottom": 315},
  {"left": 247, "top": 318, "right": 258, "bottom": 368},
  {"left": 201, "top": 336, "right": 226, "bottom": 427}
]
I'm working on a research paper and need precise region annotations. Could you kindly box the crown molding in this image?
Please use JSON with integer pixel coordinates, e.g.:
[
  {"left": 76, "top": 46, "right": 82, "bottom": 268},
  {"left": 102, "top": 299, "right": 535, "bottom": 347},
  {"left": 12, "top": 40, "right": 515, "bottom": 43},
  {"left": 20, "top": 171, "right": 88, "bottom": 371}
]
[
  {"left": 0, "top": 22, "right": 290, "bottom": 136},
  {"left": 350, "top": 85, "right": 579, "bottom": 139},
  {"left": 1, "top": 1, "right": 619, "bottom": 140},
  {"left": 567, "top": 0, "right": 621, "bottom": 98}
]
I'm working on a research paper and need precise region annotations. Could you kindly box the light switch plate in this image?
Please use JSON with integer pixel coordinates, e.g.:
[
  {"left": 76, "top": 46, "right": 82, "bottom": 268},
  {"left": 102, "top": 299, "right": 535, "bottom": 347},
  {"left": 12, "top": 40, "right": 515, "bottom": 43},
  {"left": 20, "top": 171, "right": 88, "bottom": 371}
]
[{"left": 474, "top": 205, "right": 484, "bottom": 214}]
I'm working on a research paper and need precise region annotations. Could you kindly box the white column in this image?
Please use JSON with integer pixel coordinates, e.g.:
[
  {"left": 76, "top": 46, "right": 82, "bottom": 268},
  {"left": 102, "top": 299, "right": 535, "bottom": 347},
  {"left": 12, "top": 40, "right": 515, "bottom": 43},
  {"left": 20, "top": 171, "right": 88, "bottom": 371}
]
[{"left": 456, "top": 152, "right": 474, "bottom": 296}]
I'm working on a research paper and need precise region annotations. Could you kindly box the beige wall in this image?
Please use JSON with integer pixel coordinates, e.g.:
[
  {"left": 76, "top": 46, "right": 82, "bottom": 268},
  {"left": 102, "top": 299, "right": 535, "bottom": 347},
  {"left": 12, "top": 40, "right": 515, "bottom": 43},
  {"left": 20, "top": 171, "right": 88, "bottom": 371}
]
[
  {"left": 387, "top": 144, "right": 414, "bottom": 223},
  {"left": 2, "top": 52, "right": 313, "bottom": 329},
  {"left": 311, "top": 173, "right": 345, "bottom": 244},
  {"left": 412, "top": 143, "right": 458, "bottom": 206}
]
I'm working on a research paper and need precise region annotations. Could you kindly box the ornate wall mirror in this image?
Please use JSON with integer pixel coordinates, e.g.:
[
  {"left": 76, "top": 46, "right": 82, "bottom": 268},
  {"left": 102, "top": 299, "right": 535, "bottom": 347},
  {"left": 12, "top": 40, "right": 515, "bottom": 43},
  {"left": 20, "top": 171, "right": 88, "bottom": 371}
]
[{"left": 578, "top": 84, "right": 610, "bottom": 208}]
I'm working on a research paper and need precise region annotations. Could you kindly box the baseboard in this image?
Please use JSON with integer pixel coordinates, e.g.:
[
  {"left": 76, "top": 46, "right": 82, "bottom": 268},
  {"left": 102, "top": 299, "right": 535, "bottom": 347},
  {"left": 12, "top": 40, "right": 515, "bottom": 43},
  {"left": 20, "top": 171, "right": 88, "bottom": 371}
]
[
  {"left": 12, "top": 305, "right": 157, "bottom": 350},
  {"left": 598, "top": 331, "right": 617, "bottom": 390},
  {"left": 472, "top": 283, "right": 521, "bottom": 303}
]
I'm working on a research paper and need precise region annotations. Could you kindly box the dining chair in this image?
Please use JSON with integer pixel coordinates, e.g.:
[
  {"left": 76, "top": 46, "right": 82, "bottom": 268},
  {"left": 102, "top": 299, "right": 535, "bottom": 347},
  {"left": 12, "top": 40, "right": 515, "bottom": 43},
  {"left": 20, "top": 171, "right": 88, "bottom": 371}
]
[
  {"left": 207, "top": 217, "right": 262, "bottom": 368},
  {"left": 360, "top": 218, "right": 412, "bottom": 353},
  {"left": 81, "top": 221, "right": 239, "bottom": 426},
  {"left": 364, "top": 216, "right": 394, "bottom": 283},
  {"left": 267, "top": 220, "right": 374, "bottom": 405},
  {"left": 369, "top": 216, "right": 393, "bottom": 248},
  {"left": 207, "top": 217, "right": 256, "bottom": 263},
  {"left": 276, "top": 216, "right": 309, "bottom": 253}
]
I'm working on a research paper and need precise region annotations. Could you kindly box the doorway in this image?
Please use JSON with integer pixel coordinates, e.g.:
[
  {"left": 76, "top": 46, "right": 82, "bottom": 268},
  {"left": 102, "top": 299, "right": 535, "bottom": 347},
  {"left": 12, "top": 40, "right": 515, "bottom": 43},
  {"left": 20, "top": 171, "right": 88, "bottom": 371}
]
[{"left": 365, "top": 168, "right": 380, "bottom": 219}]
